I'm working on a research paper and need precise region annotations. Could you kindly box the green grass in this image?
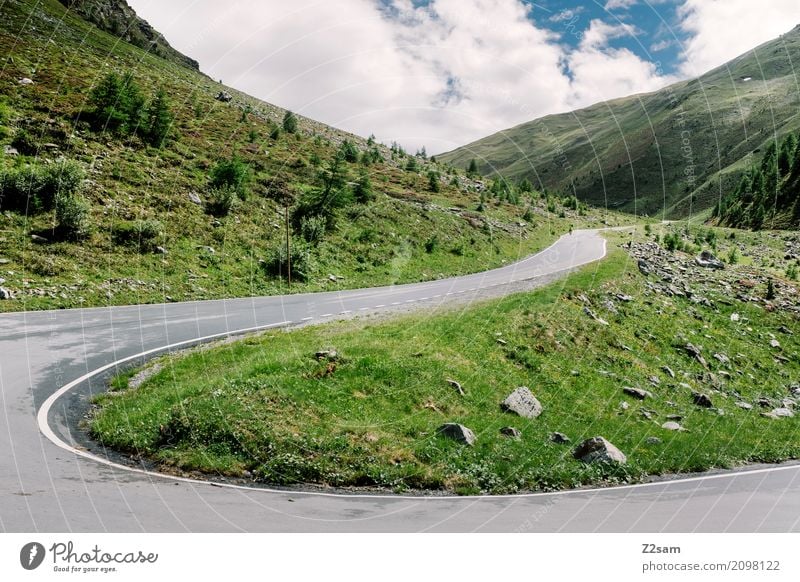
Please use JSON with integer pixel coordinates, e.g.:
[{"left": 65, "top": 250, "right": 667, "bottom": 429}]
[
  {"left": 0, "top": 0, "right": 633, "bottom": 312},
  {"left": 90, "top": 245, "right": 800, "bottom": 494}
]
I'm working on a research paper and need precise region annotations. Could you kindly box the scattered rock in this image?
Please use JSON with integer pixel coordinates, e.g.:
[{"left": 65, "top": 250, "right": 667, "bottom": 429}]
[
  {"left": 30, "top": 234, "right": 48, "bottom": 244},
  {"left": 692, "top": 392, "right": 713, "bottom": 408},
  {"left": 3, "top": 145, "right": 19, "bottom": 156},
  {"left": 713, "top": 353, "right": 730, "bottom": 365},
  {"left": 437, "top": 423, "right": 476, "bottom": 446},
  {"left": 314, "top": 349, "right": 339, "bottom": 362},
  {"left": 648, "top": 375, "right": 661, "bottom": 386},
  {"left": 496, "top": 338, "right": 508, "bottom": 346},
  {"left": 188, "top": 191, "right": 203, "bottom": 205},
  {"left": 572, "top": 436, "right": 627, "bottom": 465},
  {"left": 0, "top": 258, "right": 9, "bottom": 265},
  {"left": 770, "top": 339, "right": 781, "bottom": 349},
  {"left": 778, "top": 326, "right": 793, "bottom": 335},
  {"left": 18, "top": 77, "right": 33, "bottom": 85},
  {"left": 583, "top": 306, "right": 609, "bottom": 326},
  {"left": 215, "top": 91, "right": 233, "bottom": 102},
  {"left": 500, "top": 387, "right": 543, "bottom": 418},
  {"left": 623, "top": 386, "right": 652, "bottom": 400},
  {"left": 661, "top": 365, "right": 676, "bottom": 379},
  {"left": 695, "top": 250, "right": 724, "bottom": 270},
  {"left": 619, "top": 401, "right": 630, "bottom": 411},
  {"left": 155, "top": 246, "right": 167, "bottom": 255},
  {"left": 665, "top": 414, "right": 683, "bottom": 421},
  {"left": 615, "top": 294, "right": 634, "bottom": 302},
  {"left": 500, "top": 427, "right": 521, "bottom": 439},
  {"left": 446, "top": 379, "right": 465, "bottom": 396},
  {"left": 0, "top": 287, "right": 11, "bottom": 300},
  {"left": 757, "top": 397, "right": 773, "bottom": 408},
  {"left": 730, "top": 313, "right": 740, "bottom": 322},
  {"left": 637, "top": 259, "right": 652, "bottom": 276},
  {"left": 735, "top": 401, "right": 753, "bottom": 410},
  {"left": 684, "top": 343, "right": 708, "bottom": 368},
  {"left": 549, "top": 432, "right": 570, "bottom": 444},
  {"left": 661, "top": 421, "right": 685, "bottom": 431},
  {"left": 646, "top": 436, "right": 663, "bottom": 445},
  {"left": 196, "top": 245, "right": 215, "bottom": 254},
  {"left": 328, "top": 274, "right": 338, "bottom": 282},
  {"left": 771, "top": 407, "right": 794, "bottom": 418}
]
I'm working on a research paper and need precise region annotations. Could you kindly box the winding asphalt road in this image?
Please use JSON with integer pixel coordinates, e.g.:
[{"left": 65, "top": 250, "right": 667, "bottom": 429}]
[{"left": 2, "top": 229, "right": 799, "bottom": 532}]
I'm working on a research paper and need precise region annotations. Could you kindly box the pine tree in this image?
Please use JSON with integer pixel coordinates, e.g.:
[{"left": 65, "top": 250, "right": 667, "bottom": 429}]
[
  {"left": 143, "top": 88, "right": 173, "bottom": 147},
  {"left": 283, "top": 110, "right": 298, "bottom": 133},
  {"left": 467, "top": 158, "right": 479, "bottom": 178}
]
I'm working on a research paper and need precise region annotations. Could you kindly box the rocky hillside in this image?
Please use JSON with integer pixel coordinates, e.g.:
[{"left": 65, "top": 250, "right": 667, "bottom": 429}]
[
  {"left": 439, "top": 25, "right": 800, "bottom": 219},
  {"left": 0, "top": 0, "right": 621, "bottom": 311},
  {"left": 57, "top": 0, "right": 199, "bottom": 70}
]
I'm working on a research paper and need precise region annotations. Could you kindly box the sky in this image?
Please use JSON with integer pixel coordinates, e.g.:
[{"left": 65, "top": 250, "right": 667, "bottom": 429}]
[{"left": 126, "top": 0, "right": 800, "bottom": 154}]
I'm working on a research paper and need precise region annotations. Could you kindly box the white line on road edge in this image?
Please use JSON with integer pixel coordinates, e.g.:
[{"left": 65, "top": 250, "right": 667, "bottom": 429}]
[{"left": 33, "top": 230, "right": 800, "bottom": 501}]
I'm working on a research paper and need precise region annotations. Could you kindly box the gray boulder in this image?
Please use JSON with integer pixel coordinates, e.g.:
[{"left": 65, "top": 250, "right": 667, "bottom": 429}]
[
  {"left": 623, "top": 386, "right": 652, "bottom": 400},
  {"left": 695, "top": 250, "right": 724, "bottom": 270},
  {"left": 0, "top": 287, "right": 11, "bottom": 300},
  {"left": 661, "top": 421, "right": 685, "bottom": 431},
  {"left": 500, "top": 387, "right": 543, "bottom": 418},
  {"left": 215, "top": 91, "right": 233, "bottom": 102},
  {"left": 692, "top": 392, "right": 713, "bottom": 408},
  {"left": 499, "top": 427, "right": 521, "bottom": 439},
  {"left": 572, "top": 436, "right": 627, "bottom": 465},
  {"left": 549, "top": 432, "right": 570, "bottom": 444},
  {"left": 437, "top": 423, "right": 476, "bottom": 446}
]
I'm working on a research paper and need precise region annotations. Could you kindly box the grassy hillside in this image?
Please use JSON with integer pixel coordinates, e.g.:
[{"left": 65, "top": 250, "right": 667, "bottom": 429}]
[
  {"left": 90, "top": 228, "right": 800, "bottom": 494},
  {"left": 0, "top": 0, "right": 628, "bottom": 312},
  {"left": 439, "top": 25, "right": 800, "bottom": 220}
]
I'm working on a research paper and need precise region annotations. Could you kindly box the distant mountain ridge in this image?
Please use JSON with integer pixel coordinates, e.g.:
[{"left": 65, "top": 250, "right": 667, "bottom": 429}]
[
  {"left": 57, "top": 0, "right": 199, "bottom": 70},
  {"left": 440, "top": 25, "right": 800, "bottom": 219}
]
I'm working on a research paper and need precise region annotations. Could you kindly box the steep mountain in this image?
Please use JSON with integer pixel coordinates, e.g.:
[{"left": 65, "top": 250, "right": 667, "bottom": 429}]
[
  {"left": 0, "top": 0, "right": 614, "bottom": 312},
  {"left": 440, "top": 25, "right": 800, "bottom": 219},
  {"left": 57, "top": 0, "right": 199, "bottom": 70}
]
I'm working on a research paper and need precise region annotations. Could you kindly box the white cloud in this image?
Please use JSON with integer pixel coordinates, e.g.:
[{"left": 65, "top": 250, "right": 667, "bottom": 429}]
[
  {"left": 650, "top": 39, "right": 675, "bottom": 52},
  {"left": 118, "top": 1, "right": 691, "bottom": 153},
  {"left": 678, "top": 0, "right": 800, "bottom": 77},
  {"left": 605, "top": 0, "right": 638, "bottom": 11}
]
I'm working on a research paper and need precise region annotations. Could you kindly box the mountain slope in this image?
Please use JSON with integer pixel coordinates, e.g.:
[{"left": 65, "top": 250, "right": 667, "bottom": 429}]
[
  {"left": 439, "top": 25, "right": 800, "bottom": 219},
  {"left": 57, "top": 0, "right": 199, "bottom": 70},
  {"left": 0, "top": 0, "right": 622, "bottom": 312}
]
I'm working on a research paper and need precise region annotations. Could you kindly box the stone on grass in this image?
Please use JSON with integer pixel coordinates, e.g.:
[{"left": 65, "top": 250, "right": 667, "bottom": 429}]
[
  {"left": 695, "top": 250, "right": 724, "bottom": 270},
  {"left": 735, "top": 401, "right": 753, "bottom": 410},
  {"left": 573, "top": 437, "right": 627, "bottom": 465},
  {"left": 661, "top": 421, "right": 685, "bottom": 431},
  {"left": 692, "top": 392, "right": 713, "bottom": 408},
  {"left": 549, "top": 432, "right": 570, "bottom": 444},
  {"left": 500, "top": 387, "right": 543, "bottom": 419},
  {"left": 623, "top": 386, "right": 652, "bottom": 400},
  {"left": 437, "top": 423, "right": 476, "bottom": 446},
  {"left": 0, "top": 287, "right": 11, "bottom": 300},
  {"left": 499, "top": 427, "right": 521, "bottom": 439},
  {"left": 771, "top": 407, "right": 794, "bottom": 418}
]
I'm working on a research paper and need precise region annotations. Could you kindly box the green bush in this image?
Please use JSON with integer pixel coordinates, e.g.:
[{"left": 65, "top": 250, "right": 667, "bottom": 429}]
[
  {"left": 88, "top": 72, "right": 145, "bottom": 135},
  {"left": 205, "top": 186, "right": 237, "bottom": 217},
  {"left": 0, "top": 160, "right": 84, "bottom": 213},
  {"left": 142, "top": 88, "right": 173, "bottom": 148},
  {"left": 339, "top": 140, "right": 359, "bottom": 163},
  {"left": 56, "top": 195, "right": 90, "bottom": 240},
  {"left": 210, "top": 156, "right": 248, "bottom": 196},
  {"left": 282, "top": 110, "right": 298, "bottom": 134},
  {"left": 11, "top": 127, "right": 38, "bottom": 155},
  {"left": 113, "top": 219, "right": 163, "bottom": 252},
  {"left": 300, "top": 215, "right": 327, "bottom": 244},
  {"left": 353, "top": 172, "right": 373, "bottom": 204},
  {"left": 262, "top": 241, "right": 313, "bottom": 281}
]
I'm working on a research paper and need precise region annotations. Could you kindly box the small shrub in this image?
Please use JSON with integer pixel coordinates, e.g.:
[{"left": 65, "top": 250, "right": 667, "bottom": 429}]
[
  {"left": 11, "top": 127, "right": 38, "bottom": 155},
  {"left": 55, "top": 195, "right": 90, "bottom": 240},
  {"left": 205, "top": 185, "right": 237, "bottom": 217},
  {"left": 353, "top": 172, "right": 373, "bottom": 204},
  {"left": 424, "top": 235, "right": 438, "bottom": 253},
  {"left": 727, "top": 247, "right": 738, "bottom": 265},
  {"left": 262, "top": 241, "right": 313, "bottom": 281},
  {"left": 210, "top": 156, "right": 248, "bottom": 196},
  {"left": 113, "top": 219, "right": 162, "bottom": 252},
  {"left": 300, "top": 215, "right": 327, "bottom": 244},
  {"left": 282, "top": 110, "right": 298, "bottom": 134},
  {"left": 427, "top": 171, "right": 440, "bottom": 193},
  {"left": 339, "top": 140, "right": 359, "bottom": 163}
]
